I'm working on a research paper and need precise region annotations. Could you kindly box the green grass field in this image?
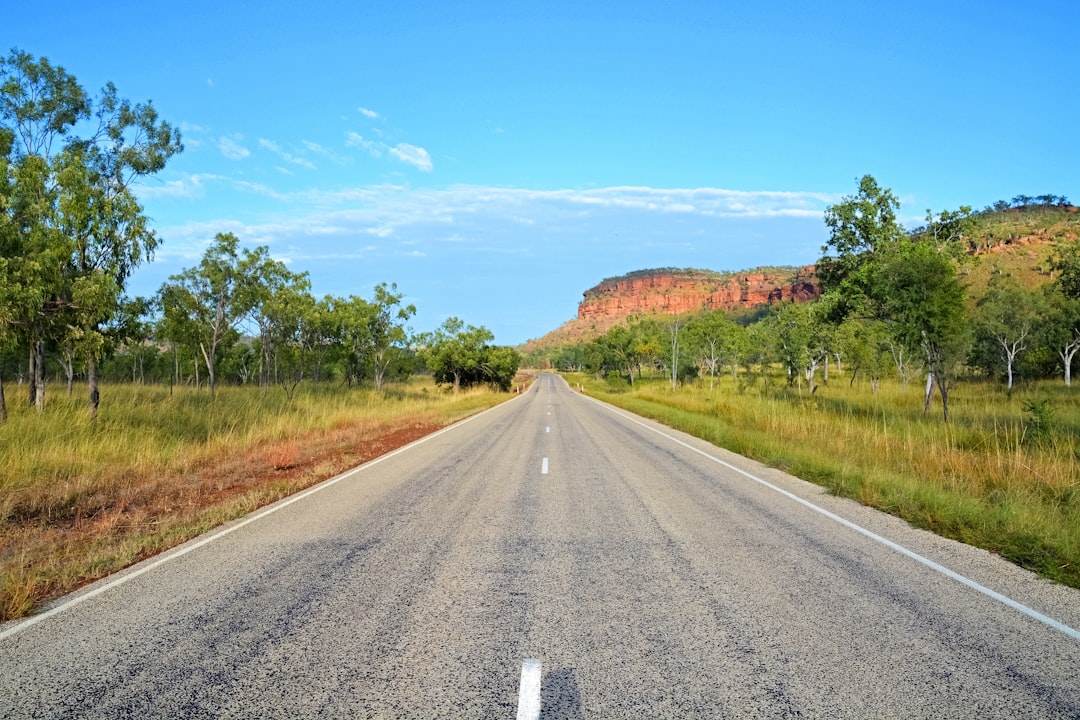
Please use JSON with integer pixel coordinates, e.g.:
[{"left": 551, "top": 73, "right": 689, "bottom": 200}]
[{"left": 570, "top": 370, "right": 1080, "bottom": 589}]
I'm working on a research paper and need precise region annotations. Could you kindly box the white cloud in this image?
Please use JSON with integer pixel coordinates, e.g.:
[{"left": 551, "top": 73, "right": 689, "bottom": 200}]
[
  {"left": 345, "top": 131, "right": 383, "bottom": 157},
  {"left": 134, "top": 173, "right": 224, "bottom": 200},
  {"left": 358, "top": 106, "right": 379, "bottom": 119},
  {"left": 149, "top": 184, "right": 833, "bottom": 259},
  {"left": 257, "top": 137, "right": 316, "bottom": 169},
  {"left": 218, "top": 135, "right": 250, "bottom": 160},
  {"left": 345, "top": 133, "right": 434, "bottom": 172},
  {"left": 302, "top": 139, "right": 350, "bottom": 165},
  {"left": 389, "top": 143, "right": 433, "bottom": 172},
  {"left": 232, "top": 180, "right": 290, "bottom": 201}
]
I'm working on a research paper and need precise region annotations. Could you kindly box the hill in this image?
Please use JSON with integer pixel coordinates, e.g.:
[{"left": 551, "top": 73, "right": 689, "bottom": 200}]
[
  {"left": 522, "top": 265, "right": 819, "bottom": 351},
  {"left": 960, "top": 202, "right": 1080, "bottom": 301},
  {"left": 520, "top": 201, "right": 1080, "bottom": 353}
]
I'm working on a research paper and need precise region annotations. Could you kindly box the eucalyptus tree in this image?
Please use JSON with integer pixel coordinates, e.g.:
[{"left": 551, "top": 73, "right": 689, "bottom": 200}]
[
  {"left": 972, "top": 277, "right": 1043, "bottom": 390},
  {"left": 328, "top": 294, "right": 376, "bottom": 387},
  {"left": 763, "top": 300, "right": 831, "bottom": 394},
  {"left": 690, "top": 311, "right": 749, "bottom": 384},
  {"left": 107, "top": 295, "right": 157, "bottom": 384},
  {"left": 667, "top": 316, "right": 683, "bottom": 390},
  {"left": 881, "top": 240, "right": 969, "bottom": 419},
  {"left": 595, "top": 324, "right": 641, "bottom": 385},
  {"left": 159, "top": 233, "right": 259, "bottom": 399},
  {"left": 241, "top": 248, "right": 311, "bottom": 388},
  {"left": 0, "top": 49, "right": 181, "bottom": 415},
  {"left": 818, "top": 175, "right": 969, "bottom": 420},
  {"left": 841, "top": 319, "right": 892, "bottom": 392},
  {"left": 421, "top": 317, "right": 491, "bottom": 392},
  {"left": 368, "top": 282, "right": 416, "bottom": 391},
  {"left": 1045, "top": 241, "right": 1080, "bottom": 386},
  {"left": 1042, "top": 292, "right": 1080, "bottom": 387}
]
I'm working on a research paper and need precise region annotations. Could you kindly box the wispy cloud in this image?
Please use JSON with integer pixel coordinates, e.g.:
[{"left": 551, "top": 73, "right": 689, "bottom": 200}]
[
  {"left": 389, "top": 143, "right": 433, "bottom": 172},
  {"left": 257, "top": 138, "right": 316, "bottom": 169},
  {"left": 218, "top": 135, "right": 250, "bottom": 160},
  {"left": 135, "top": 173, "right": 224, "bottom": 200},
  {"left": 150, "top": 184, "right": 834, "bottom": 255},
  {"left": 345, "top": 131, "right": 383, "bottom": 158},
  {"left": 302, "top": 139, "right": 350, "bottom": 165},
  {"left": 358, "top": 106, "right": 379, "bottom": 119},
  {"left": 345, "top": 132, "right": 434, "bottom": 172}
]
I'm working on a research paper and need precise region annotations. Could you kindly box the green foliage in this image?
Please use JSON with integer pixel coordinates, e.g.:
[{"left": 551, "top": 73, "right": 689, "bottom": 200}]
[
  {"left": 420, "top": 317, "right": 520, "bottom": 391},
  {"left": 0, "top": 48, "right": 181, "bottom": 414},
  {"left": 817, "top": 174, "right": 906, "bottom": 316},
  {"left": 158, "top": 233, "right": 256, "bottom": 398},
  {"left": 1021, "top": 399, "right": 1056, "bottom": 447},
  {"left": 971, "top": 277, "right": 1043, "bottom": 388},
  {"left": 819, "top": 175, "right": 971, "bottom": 419}
]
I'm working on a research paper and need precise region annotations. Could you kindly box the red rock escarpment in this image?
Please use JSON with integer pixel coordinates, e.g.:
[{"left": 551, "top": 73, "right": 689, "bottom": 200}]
[{"left": 577, "top": 267, "right": 820, "bottom": 321}]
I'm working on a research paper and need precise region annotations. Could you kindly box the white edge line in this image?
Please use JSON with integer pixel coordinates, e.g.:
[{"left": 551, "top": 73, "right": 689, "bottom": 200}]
[
  {"left": 0, "top": 394, "right": 525, "bottom": 642},
  {"left": 583, "top": 394, "right": 1080, "bottom": 643},
  {"left": 516, "top": 658, "right": 542, "bottom": 720}
]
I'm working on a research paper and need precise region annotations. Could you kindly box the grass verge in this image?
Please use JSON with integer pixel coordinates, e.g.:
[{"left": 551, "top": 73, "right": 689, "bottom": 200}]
[
  {"left": 1, "top": 377, "right": 527, "bottom": 622},
  {"left": 571, "top": 372, "right": 1080, "bottom": 589}
]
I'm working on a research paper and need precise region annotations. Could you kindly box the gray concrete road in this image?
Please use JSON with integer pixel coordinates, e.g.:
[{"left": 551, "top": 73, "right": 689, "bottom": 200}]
[{"left": 2, "top": 373, "right": 1079, "bottom": 718}]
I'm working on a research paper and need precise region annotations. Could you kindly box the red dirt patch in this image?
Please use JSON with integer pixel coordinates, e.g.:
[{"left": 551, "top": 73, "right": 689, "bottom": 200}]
[{"left": 1, "top": 417, "right": 446, "bottom": 621}]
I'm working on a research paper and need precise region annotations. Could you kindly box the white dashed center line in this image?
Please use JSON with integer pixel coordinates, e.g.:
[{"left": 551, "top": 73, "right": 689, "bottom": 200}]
[
  {"left": 541, "top": 458, "right": 549, "bottom": 475},
  {"left": 516, "top": 658, "right": 542, "bottom": 720}
]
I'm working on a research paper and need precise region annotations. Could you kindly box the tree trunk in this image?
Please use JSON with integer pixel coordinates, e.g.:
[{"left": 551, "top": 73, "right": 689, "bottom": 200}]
[
  {"left": 62, "top": 350, "right": 74, "bottom": 396},
  {"left": 374, "top": 351, "right": 386, "bottom": 391},
  {"left": 28, "top": 343, "right": 36, "bottom": 405},
  {"left": 935, "top": 372, "right": 950, "bottom": 423},
  {"left": 1061, "top": 343, "right": 1079, "bottom": 387},
  {"left": 29, "top": 341, "right": 45, "bottom": 411},
  {"left": 924, "top": 372, "right": 935, "bottom": 414},
  {"left": 0, "top": 371, "right": 7, "bottom": 423},
  {"left": 88, "top": 354, "right": 99, "bottom": 420},
  {"left": 200, "top": 342, "right": 215, "bottom": 399}
]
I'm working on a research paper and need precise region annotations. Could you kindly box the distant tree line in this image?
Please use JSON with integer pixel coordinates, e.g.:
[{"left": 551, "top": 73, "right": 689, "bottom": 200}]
[
  {"left": 988, "top": 195, "right": 1072, "bottom": 212},
  {"left": 530, "top": 176, "right": 1080, "bottom": 421},
  {"left": 0, "top": 50, "right": 519, "bottom": 421}
]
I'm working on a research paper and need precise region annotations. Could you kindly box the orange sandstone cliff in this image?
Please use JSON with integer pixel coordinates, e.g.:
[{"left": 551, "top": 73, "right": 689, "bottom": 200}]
[
  {"left": 578, "top": 267, "right": 819, "bottom": 320},
  {"left": 522, "top": 266, "right": 820, "bottom": 350}
]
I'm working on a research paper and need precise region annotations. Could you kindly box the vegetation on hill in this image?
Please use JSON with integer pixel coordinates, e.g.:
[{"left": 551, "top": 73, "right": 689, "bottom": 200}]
[{"left": 585, "top": 265, "right": 802, "bottom": 298}]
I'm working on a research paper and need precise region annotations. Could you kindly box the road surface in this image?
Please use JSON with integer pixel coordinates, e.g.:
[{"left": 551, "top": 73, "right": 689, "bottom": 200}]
[{"left": 2, "top": 373, "right": 1079, "bottom": 718}]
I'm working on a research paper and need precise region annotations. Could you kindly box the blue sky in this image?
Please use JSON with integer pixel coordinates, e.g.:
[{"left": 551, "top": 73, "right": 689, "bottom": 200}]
[{"left": 7, "top": 1, "right": 1079, "bottom": 345}]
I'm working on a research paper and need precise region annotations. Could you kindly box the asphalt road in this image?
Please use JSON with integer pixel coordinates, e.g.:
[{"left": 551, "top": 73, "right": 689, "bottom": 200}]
[{"left": 2, "top": 373, "right": 1079, "bottom": 718}]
